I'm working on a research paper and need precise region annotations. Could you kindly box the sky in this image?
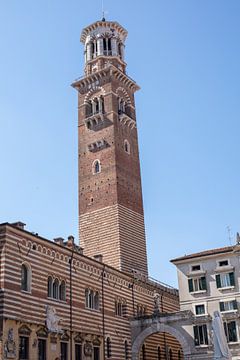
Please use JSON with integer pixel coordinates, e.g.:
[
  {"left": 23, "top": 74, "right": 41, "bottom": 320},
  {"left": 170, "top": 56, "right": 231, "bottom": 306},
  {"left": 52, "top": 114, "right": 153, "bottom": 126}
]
[{"left": 0, "top": 1, "right": 240, "bottom": 287}]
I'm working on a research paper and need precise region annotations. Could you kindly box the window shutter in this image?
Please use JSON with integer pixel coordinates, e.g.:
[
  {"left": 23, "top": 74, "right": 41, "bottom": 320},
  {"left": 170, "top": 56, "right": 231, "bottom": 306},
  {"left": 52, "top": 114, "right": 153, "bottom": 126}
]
[
  {"left": 216, "top": 274, "right": 221, "bottom": 288},
  {"left": 229, "top": 272, "right": 235, "bottom": 286},
  {"left": 193, "top": 326, "right": 199, "bottom": 346},
  {"left": 233, "top": 300, "right": 238, "bottom": 310},
  {"left": 188, "top": 279, "right": 194, "bottom": 293},
  {"left": 219, "top": 302, "right": 225, "bottom": 312},
  {"left": 200, "top": 276, "right": 207, "bottom": 290}
]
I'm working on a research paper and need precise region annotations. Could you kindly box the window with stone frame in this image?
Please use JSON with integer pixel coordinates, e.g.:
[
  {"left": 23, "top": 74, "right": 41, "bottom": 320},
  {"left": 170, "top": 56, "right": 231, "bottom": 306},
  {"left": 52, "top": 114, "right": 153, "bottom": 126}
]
[
  {"left": 115, "top": 298, "right": 127, "bottom": 317},
  {"left": 216, "top": 272, "right": 235, "bottom": 289},
  {"left": 47, "top": 276, "right": 66, "bottom": 301},
  {"left": 224, "top": 321, "right": 238, "bottom": 343},
  {"left": 21, "top": 263, "right": 31, "bottom": 292},
  {"left": 220, "top": 300, "right": 238, "bottom": 312},
  {"left": 136, "top": 304, "right": 147, "bottom": 316},
  {"left": 19, "top": 336, "right": 29, "bottom": 360},
  {"left": 193, "top": 324, "right": 208, "bottom": 346},
  {"left": 188, "top": 276, "right": 207, "bottom": 293},
  {"left": 195, "top": 304, "right": 206, "bottom": 316},
  {"left": 85, "top": 288, "right": 99, "bottom": 310}
]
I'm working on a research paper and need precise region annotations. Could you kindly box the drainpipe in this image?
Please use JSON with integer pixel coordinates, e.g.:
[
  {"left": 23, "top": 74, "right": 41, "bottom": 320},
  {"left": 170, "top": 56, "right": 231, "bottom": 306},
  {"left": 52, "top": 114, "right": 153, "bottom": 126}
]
[
  {"left": 69, "top": 249, "right": 74, "bottom": 360},
  {"left": 161, "top": 294, "right": 167, "bottom": 359},
  {"left": 131, "top": 280, "right": 135, "bottom": 316},
  {"left": 102, "top": 264, "right": 106, "bottom": 360}
]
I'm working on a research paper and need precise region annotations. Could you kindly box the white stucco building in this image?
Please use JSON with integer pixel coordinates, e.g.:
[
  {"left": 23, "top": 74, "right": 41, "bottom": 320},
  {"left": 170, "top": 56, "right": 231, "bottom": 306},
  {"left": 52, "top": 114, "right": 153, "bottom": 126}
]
[{"left": 171, "top": 236, "right": 240, "bottom": 359}]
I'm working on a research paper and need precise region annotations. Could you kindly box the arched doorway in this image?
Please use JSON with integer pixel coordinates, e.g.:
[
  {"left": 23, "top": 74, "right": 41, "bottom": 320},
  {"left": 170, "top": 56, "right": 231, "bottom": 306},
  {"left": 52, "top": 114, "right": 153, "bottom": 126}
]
[{"left": 132, "top": 323, "right": 192, "bottom": 360}]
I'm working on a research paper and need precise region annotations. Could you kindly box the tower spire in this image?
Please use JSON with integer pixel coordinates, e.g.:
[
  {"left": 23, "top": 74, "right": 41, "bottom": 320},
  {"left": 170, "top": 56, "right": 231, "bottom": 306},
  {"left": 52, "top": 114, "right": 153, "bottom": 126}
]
[{"left": 101, "top": 0, "right": 106, "bottom": 21}]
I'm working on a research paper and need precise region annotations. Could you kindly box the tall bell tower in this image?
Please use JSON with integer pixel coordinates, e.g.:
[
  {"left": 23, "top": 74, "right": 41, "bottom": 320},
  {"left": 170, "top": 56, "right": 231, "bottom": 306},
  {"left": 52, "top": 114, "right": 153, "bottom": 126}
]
[{"left": 72, "top": 19, "right": 148, "bottom": 276}]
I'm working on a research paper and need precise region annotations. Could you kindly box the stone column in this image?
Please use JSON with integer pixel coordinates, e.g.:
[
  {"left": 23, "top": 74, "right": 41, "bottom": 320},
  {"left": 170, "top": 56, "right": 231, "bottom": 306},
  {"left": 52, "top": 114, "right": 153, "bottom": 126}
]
[
  {"left": 111, "top": 38, "right": 118, "bottom": 56},
  {"left": 97, "top": 38, "right": 103, "bottom": 56},
  {"left": 86, "top": 43, "right": 92, "bottom": 62},
  {"left": 120, "top": 44, "right": 125, "bottom": 61}
]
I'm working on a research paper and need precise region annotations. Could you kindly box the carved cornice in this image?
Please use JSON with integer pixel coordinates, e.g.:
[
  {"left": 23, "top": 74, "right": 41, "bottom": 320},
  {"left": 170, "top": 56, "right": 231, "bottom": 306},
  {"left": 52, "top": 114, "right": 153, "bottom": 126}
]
[
  {"left": 81, "top": 21, "right": 128, "bottom": 43},
  {"left": 72, "top": 65, "right": 140, "bottom": 94}
]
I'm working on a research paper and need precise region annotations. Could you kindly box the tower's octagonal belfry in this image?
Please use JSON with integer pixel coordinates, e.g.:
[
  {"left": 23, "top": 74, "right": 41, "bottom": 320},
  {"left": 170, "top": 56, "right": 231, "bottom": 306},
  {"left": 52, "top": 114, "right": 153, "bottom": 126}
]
[
  {"left": 72, "top": 19, "right": 148, "bottom": 277},
  {"left": 81, "top": 20, "right": 127, "bottom": 75}
]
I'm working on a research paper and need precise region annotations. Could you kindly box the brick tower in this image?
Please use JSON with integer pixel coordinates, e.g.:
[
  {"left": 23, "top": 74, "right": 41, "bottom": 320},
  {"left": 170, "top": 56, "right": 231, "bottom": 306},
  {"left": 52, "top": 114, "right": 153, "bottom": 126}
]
[{"left": 72, "top": 19, "right": 148, "bottom": 276}]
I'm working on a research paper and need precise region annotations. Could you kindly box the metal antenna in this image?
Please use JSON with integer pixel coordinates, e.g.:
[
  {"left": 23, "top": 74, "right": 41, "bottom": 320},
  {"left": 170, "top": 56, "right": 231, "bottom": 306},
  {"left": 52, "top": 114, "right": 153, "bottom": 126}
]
[
  {"left": 227, "top": 226, "right": 233, "bottom": 245},
  {"left": 101, "top": 0, "right": 106, "bottom": 21}
]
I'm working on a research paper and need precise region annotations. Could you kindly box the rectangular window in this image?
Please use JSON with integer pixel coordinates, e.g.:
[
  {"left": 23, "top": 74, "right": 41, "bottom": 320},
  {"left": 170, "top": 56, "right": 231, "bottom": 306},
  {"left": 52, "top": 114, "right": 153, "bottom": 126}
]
[
  {"left": 224, "top": 321, "right": 238, "bottom": 343},
  {"left": 220, "top": 300, "right": 237, "bottom": 312},
  {"left": 61, "top": 342, "right": 68, "bottom": 360},
  {"left": 191, "top": 265, "right": 201, "bottom": 271},
  {"left": 94, "top": 347, "right": 100, "bottom": 360},
  {"left": 38, "top": 339, "right": 46, "bottom": 360},
  {"left": 188, "top": 277, "right": 207, "bottom": 293},
  {"left": 193, "top": 324, "right": 208, "bottom": 346},
  {"left": 19, "top": 336, "right": 29, "bottom": 360},
  {"left": 216, "top": 272, "right": 235, "bottom": 288},
  {"left": 219, "top": 260, "right": 229, "bottom": 267},
  {"left": 75, "top": 344, "right": 82, "bottom": 360},
  {"left": 195, "top": 304, "right": 205, "bottom": 316}
]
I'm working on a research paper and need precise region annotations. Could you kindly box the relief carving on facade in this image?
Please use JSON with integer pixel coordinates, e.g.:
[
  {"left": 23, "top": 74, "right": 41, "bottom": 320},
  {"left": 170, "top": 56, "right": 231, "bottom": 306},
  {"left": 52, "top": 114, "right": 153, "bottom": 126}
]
[
  {"left": 153, "top": 291, "right": 161, "bottom": 315},
  {"left": 46, "top": 305, "right": 62, "bottom": 333},
  {"left": 84, "top": 340, "right": 93, "bottom": 356},
  {"left": 4, "top": 329, "right": 16, "bottom": 359}
]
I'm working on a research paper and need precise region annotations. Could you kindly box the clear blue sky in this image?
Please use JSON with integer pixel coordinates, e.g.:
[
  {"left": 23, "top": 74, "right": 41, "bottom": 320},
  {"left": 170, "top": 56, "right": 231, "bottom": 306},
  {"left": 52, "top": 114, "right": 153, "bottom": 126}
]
[{"left": 1, "top": 1, "right": 240, "bottom": 287}]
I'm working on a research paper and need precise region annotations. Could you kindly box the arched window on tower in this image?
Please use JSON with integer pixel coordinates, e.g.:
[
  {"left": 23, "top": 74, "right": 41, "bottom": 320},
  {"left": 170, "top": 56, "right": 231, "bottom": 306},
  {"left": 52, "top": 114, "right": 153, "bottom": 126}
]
[
  {"left": 157, "top": 346, "right": 161, "bottom": 360},
  {"left": 106, "top": 337, "right": 111, "bottom": 358},
  {"left": 99, "top": 96, "right": 104, "bottom": 113},
  {"left": 169, "top": 348, "right": 173, "bottom": 360},
  {"left": 93, "top": 160, "right": 101, "bottom": 174},
  {"left": 21, "top": 263, "right": 31, "bottom": 292},
  {"left": 124, "top": 140, "right": 130, "bottom": 154},
  {"left": 85, "top": 101, "right": 92, "bottom": 117},
  {"left": 124, "top": 340, "right": 129, "bottom": 360},
  {"left": 178, "top": 349, "right": 182, "bottom": 360},
  {"left": 103, "top": 37, "right": 112, "bottom": 56},
  {"left": 118, "top": 98, "right": 126, "bottom": 114}
]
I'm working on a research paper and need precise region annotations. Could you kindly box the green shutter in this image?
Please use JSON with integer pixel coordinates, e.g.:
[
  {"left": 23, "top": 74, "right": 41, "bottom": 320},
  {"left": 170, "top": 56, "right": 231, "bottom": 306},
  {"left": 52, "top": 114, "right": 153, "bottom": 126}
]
[
  {"left": 216, "top": 274, "right": 221, "bottom": 288},
  {"left": 219, "top": 302, "right": 225, "bottom": 312},
  {"left": 200, "top": 276, "right": 207, "bottom": 290},
  {"left": 229, "top": 272, "right": 235, "bottom": 287},
  {"left": 188, "top": 279, "right": 193, "bottom": 293}
]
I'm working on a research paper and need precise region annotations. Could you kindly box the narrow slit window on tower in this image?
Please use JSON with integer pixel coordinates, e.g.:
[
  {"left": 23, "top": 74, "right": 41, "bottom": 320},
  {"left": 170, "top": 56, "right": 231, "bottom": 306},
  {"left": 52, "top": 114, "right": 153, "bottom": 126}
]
[
  {"left": 93, "top": 160, "right": 101, "bottom": 174},
  {"left": 124, "top": 140, "right": 130, "bottom": 154}
]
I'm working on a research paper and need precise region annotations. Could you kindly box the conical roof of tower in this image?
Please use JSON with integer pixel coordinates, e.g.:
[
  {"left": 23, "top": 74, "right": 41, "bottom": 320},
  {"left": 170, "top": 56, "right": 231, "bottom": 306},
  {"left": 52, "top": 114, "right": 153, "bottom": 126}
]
[{"left": 80, "top": 20, "right": 128, "bottom": 43}]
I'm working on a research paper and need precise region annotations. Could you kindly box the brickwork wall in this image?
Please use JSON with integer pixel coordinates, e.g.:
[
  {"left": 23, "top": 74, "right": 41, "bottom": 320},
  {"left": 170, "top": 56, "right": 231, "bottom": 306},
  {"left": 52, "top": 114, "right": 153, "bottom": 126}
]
[{"left": 0, "top": 224, "right": 179, "bottom": 360}]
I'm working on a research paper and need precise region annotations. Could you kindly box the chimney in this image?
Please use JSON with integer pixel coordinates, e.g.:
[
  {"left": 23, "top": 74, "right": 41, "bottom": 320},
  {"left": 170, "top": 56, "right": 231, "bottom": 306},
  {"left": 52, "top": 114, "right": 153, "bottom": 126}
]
[
  {"left": 66, "top": 235, "right": 75, "bottom": 248},
  {"left": 11, "top": 222, "right": 26, "bottom": 230},
  {"left": 94, "top": 254, "right": 103, "bottom": 263},
  {"left": 54, "top": 237, "right": 64, "bottom": 246}
]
